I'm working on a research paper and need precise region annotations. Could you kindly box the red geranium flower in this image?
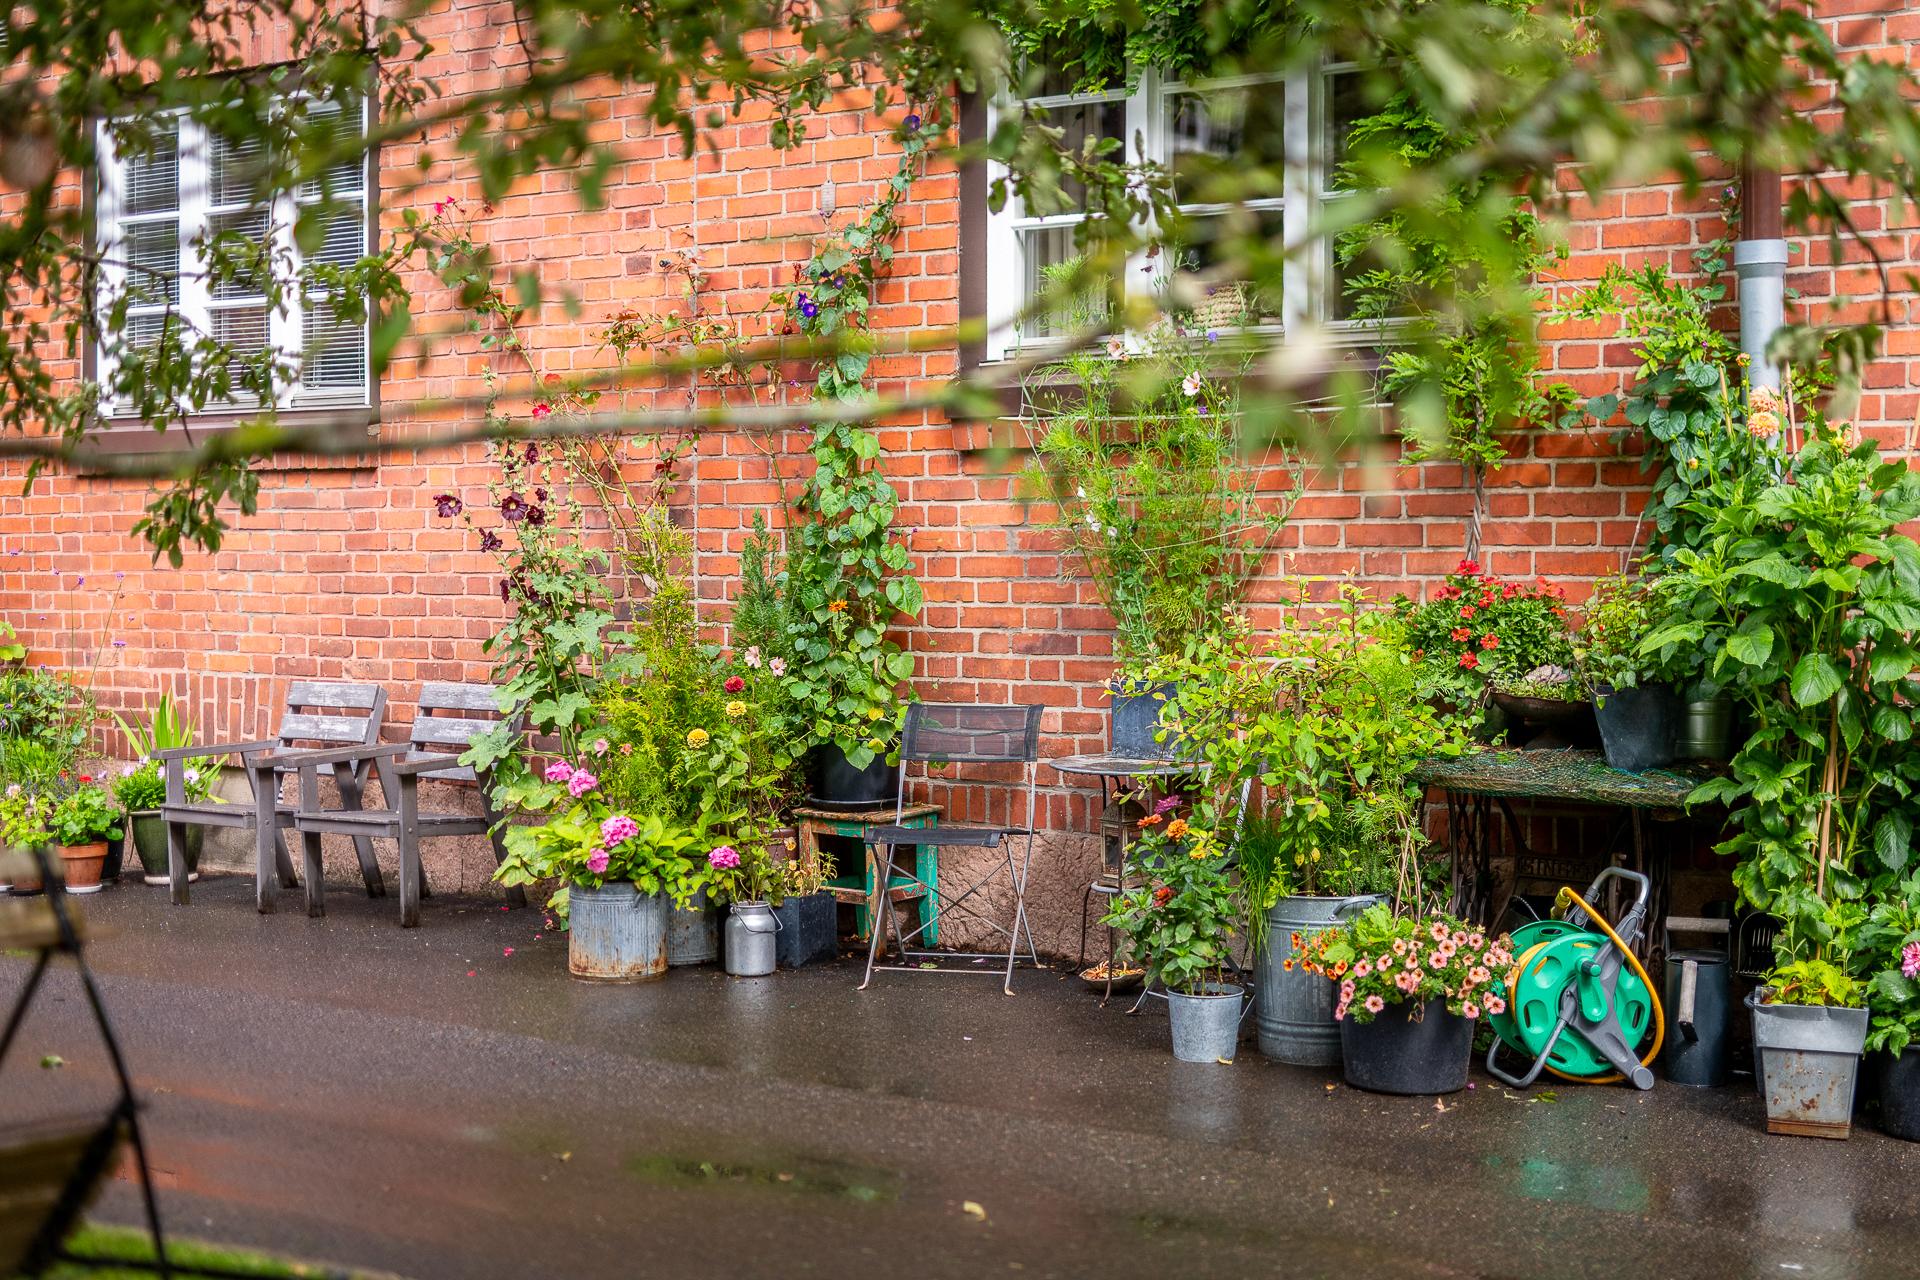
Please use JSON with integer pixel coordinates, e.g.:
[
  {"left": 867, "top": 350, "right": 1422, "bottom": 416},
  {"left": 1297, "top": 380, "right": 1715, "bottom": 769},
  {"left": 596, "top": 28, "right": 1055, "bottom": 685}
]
[
  {"left": 1450, "top": 627, "right": 1471, "bottom": 643},
  {"left": 1457, "top": 559, "right": 1481, "bottom": 576},
  {"left": 1480, "top": 633, "right": 1499, "bottom": 650},
  {"left": 1458, "top": 652, "right": 1480, "bottom": 670},
  {"left": 1459, "top": 605, "right": 1476, "bottom": 620}
]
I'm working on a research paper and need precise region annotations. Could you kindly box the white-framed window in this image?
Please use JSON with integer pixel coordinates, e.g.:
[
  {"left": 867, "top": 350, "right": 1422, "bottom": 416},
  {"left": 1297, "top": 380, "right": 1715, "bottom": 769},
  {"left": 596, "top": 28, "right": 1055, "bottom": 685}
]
[
  {"left": 983, "top": 65, "right": 1369, "bottom": 362},
  {"left": 95, "top": 95, "right": 372, "bottom": 416}
]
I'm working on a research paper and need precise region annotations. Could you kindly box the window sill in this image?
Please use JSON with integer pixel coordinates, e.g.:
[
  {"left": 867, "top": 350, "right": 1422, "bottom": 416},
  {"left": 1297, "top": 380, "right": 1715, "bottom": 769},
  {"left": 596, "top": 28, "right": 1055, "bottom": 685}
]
[{"left": 75, "top": 405, "right": 379, "bottom": 474}]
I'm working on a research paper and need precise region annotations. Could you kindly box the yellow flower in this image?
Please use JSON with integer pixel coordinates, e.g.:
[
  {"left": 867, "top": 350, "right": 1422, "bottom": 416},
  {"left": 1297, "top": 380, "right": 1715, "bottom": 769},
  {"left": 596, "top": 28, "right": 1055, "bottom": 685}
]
[
  {"left": 725, "top": 700, "right": 747, "bottom": 718},
  {"left": 828, "top": 600, "right": 848, "bottom": 613},
  {"left": 686, "top": 728, "right": 710, "bottom": 748}
]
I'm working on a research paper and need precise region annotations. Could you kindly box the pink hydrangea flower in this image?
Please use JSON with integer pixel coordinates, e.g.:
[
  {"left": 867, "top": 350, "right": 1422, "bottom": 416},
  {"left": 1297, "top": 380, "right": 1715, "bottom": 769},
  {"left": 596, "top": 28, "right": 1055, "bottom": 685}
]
[
  {"left": 566, "top": 768, "right": 598, "bottom": 798},
  {"left": 1903, "top": 941, "right": 1920, "bottom": 980},
  {"left": 544, "top": 761, "right": 574, "bottom": 784},
  {"left": 708, "top": 845, "right": 741, "bottom": 870},
  {"left": 585, "top": 847, "right": 610, "bottom": 874},
  {"left": 601, "top": 815, "right": 639, "bottom": 846}
]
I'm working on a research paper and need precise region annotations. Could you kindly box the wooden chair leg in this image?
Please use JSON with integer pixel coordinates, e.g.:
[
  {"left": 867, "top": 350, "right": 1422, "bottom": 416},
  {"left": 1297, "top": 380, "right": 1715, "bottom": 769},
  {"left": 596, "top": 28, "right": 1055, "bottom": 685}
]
[
  {"left": 166, "top": 821, "right": 189, "bottom": 907},
  {"left": 272, "top": 827, "right": 300, "bottom": 890},
  {"left": 301, "top": 828, "right": 326, "bottom": 918},
  {"left": 253, "top": 785, "right": 277, "bottom": 915},
  {"left": 398, "top": 777, "right": 421, "bottom": 929},
  {"left": 333, "top": 762, "right": 386, "bottom": 899}
]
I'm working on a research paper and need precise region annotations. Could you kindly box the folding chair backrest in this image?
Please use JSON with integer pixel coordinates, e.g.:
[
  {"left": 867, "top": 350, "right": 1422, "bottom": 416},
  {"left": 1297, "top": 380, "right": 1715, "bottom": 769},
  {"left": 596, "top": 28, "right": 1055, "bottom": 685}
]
[
  {"left": 403, "top": 682, "right": 519, "bottom": 783},
  {"left": 900, "top": 703, "right": 1043, "bottom": 764},
  {"left": 276, "top": 681, "right": 386, "bottom": 752}
]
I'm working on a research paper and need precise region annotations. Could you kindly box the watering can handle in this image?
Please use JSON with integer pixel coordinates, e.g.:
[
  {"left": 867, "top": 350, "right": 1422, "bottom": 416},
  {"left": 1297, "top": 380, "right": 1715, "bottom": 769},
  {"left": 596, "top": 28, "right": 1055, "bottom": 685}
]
[{"left": 1334, "top": 894, "right": 1385, "bottom": 921}]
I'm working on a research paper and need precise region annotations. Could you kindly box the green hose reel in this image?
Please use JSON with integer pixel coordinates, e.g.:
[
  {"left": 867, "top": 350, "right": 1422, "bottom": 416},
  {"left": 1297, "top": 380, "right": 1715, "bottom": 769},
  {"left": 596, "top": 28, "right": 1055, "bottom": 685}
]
[{"left": 1486, "top": 868, "right": 1663, "bottom": 1090}]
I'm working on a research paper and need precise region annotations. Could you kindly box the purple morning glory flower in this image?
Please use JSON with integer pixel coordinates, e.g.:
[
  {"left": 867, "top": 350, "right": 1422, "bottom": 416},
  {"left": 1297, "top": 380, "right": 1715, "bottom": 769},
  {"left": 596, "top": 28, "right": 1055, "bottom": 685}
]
[{"left": 905, "top": 113, "right": 921, "bottom": 129}]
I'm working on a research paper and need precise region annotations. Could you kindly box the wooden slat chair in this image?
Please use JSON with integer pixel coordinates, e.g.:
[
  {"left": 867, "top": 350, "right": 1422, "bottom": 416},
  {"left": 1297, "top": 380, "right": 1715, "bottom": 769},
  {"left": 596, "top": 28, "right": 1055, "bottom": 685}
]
[
  {"left": 161, "top": 680, "right": 388, "bottom": 914},
  {"left": 291, "top": 682, "right": 524, "bottom": 927}
]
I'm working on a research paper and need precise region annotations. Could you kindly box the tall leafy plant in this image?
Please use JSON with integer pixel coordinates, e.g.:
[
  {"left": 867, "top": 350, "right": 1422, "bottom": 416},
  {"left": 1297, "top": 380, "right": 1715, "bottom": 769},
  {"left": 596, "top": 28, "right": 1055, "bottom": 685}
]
[
  {"left": 1023, "top": 302, "right": 1295, "bottom": 669},
  {"left": 769, "top": 119, "right": 931, "bottom": 769},
  {"left": 1651, "top": 431, "right": 1920, "bottom": 1003}
]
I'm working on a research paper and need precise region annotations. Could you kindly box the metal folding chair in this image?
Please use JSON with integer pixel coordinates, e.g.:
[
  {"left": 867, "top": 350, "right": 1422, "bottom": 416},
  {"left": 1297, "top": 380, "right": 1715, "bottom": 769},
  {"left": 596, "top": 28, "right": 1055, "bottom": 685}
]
[{"left": 859, "top": 703, "right": 1045, "bottom": 996}]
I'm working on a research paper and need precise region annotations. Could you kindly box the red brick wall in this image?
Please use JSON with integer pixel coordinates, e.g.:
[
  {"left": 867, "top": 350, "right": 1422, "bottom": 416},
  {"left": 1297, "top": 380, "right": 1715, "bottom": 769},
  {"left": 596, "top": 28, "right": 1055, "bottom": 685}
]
[{"left": 2, "top": 1, "right": 1914, "bottom": 945}]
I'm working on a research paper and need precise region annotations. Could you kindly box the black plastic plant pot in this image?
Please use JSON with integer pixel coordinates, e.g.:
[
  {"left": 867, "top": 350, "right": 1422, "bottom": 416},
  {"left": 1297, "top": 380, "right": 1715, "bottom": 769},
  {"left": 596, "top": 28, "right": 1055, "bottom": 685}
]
[
  {"left": 1339, "top": 1000, "right": 1473, "bottom": 1095},
  {"left": 1592, "top": 682, "right": 1678, "bottom": 773},
  {"left": 774, "top": 891, "right": 839, "bottom": 968},
  {"left": 1881, "top": 1049, "right": 1920, "bottom": 1142},
  {"left": 808, "top": 745, "right": 896, "bottom": 812}
]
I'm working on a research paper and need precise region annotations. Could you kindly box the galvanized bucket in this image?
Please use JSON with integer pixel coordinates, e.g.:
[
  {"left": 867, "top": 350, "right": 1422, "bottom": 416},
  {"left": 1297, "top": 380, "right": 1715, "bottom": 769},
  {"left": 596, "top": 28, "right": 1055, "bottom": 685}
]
[
  {"left": 1748, "top": 990, "right": 1869, "bottom": 1139},
  {"left": 725, "top": 900, "right": 780, "bottom": 977},
  {"left": 1254, "top": 894, "right": 1379, "bottom": 1066},
  {"left": 1168, "top": 983, "right": 1247, "bottom": 1063},
  {"left": 667, "top": 888, "right": 720, "bottom": 966},
  {"left": 568, "top": 881, "right": 669, "bottom": 982}
]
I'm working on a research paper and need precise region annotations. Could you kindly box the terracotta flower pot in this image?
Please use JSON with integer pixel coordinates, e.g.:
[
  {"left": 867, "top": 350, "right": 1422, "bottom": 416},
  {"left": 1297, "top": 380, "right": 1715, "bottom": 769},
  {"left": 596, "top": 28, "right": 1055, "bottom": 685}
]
[{"left": 58, "top": 841, "right": 109, "bottom": 895}]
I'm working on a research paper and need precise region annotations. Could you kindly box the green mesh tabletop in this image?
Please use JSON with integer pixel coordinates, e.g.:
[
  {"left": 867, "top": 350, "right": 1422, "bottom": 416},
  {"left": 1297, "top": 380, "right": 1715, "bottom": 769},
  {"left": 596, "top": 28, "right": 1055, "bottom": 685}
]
[{"left": 1414, "top": 748, "right": 1714, "bottom": 810}]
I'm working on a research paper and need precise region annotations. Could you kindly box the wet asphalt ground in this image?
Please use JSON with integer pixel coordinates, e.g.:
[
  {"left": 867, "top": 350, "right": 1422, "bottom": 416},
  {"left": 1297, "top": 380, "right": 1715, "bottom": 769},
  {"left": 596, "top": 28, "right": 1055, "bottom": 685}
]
[{"left": 6, "top": 876, "right": 1920, "bottom": 1280}]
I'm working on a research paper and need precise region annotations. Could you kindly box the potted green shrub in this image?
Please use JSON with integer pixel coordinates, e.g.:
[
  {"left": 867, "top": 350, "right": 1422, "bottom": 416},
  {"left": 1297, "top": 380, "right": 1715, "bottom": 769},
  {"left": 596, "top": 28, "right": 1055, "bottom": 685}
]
[
  {"left": 1023, "top": 299, "right": 1292, "bottom": 756},
  {"left": 0, "top": 786, "right": 53, "bottom": 895},
  {"left": 113, "top": 759, "right": 214, "bottom": 885},
  {"left": 1294, "top": 904, "right": 1516, "bottom": 1094},
  {"left": 1861, "top": 869, "right": 1920, "bottom": 1142},
  {"left": 1105, "top": 813, "right": 1245, "bottom": 1063},
  {"left": 48, "top": 781, "right": 123, "bottom": 895},
  {"left": 1577, "top": 571, "right": 1679, "bottom": 771},
  {"left": 1659, "top": 425, "right": 1919, "bottom": 1138},
  {"left": 494, "top": 757, "right": 707, "bottom": 982}
]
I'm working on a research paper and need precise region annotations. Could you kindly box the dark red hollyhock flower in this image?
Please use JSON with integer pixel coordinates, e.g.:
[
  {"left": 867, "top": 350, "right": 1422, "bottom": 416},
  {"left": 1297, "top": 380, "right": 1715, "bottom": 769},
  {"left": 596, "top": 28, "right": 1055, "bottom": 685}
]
[
  {"left": 525, "top": 443, "right": 539, "bottom": 464},
  {"left": 500, "top": 494, "right": 529, "bottom": 522},
  {"left": 535, "top": 487, "right": 549, "bottom": 502},
  {"left": 499, "top": 578, "right": 512, "bottom": 603},
  {"left": 480, "top": 530, "right": 503, "bottom": 553},
  {"left": 524, "top": 505, "right": 546, "bottom": 527},
  {"left": 723, "top": 675, "right": 746, "bottom": 694},
  {"left": 433, "top": 493, "right": 462, "bottom": 518}
]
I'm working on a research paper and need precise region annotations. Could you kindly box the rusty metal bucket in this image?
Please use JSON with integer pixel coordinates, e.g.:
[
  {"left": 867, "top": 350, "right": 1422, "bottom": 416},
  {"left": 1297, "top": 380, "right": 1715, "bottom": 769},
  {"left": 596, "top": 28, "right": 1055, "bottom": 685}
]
[
  {"left": 568, "top": 881, "right": 669, "bottom": 982},
  {"left": 1748, "top": 990, "right": 1869, "bottom": 1139}
]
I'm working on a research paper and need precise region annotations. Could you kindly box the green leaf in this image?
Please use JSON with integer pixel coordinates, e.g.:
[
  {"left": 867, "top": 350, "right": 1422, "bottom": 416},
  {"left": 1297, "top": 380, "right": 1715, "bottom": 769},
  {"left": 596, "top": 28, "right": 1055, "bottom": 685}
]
[
  {"left": 1724, "top": 617, "right": 1775, "bottom": 667},
  {"left": 1875, "top": 812, "right": 1913, "bottom": 873},
  {"left": 1789, "top": 654, "right": 1846, "bottom": 706}
]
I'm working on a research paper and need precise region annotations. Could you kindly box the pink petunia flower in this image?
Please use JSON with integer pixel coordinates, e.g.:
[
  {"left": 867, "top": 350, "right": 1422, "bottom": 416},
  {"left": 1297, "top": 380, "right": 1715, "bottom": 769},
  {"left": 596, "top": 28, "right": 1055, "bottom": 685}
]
[
  {"left": 1355, "top": 959, "right": 1373, "bottom": 978},
  {"left": 1484, "top": 996, "right": 1507, "bottom": 1015},
  {"left": 1462, "top": 1002, "right": 1481, "bottom": 1019},
  {"left": 768, "top": 657, "right": 786, "bottom": 676},
  {"left": 1363, "top": 995, "right": 1385, "bottom": 1014},
  {"left": 591, "top": 738, "right": 610, "bottom": 756}
]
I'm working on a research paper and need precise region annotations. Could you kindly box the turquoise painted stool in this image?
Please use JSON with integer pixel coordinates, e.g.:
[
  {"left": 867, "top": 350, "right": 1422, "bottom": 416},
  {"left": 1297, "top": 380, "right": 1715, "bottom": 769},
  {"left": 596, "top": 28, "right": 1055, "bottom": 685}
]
[{"left": 793, "top": 803, "right": 940, "bottom": 945}]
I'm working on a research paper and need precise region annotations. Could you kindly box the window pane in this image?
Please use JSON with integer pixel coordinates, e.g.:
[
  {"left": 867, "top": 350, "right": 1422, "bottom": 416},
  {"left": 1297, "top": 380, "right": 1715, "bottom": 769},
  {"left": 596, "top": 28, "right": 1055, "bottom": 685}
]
[
  {"left": 1023, "top": 99, "right": 1124, "bottom": 213},
  {"left": 305, "top": 200, "right": 366, "bottom": 269},
  {"left": 121, "top": 122, "right": 179, "bottom": 215},
  {"left": 210, "top": 129, "right": 267, "bottom": 207},
  {"left": 126, "top": 312, "right": 171, "bottom": 350},
  {"left": 208, "top": 207, "right": 270, "bottom": 300},
  {"left": 211, "top": 305, "right": 271, "bottom": 356},
  {"left": 1331, "top": 204, "right": 1398, "bottom": 321},
  {"left": 302, "top": 304, "right": 366, "bottom": 391},
  {"left": 1326, "top": 69, "right": 1371, "bottom": 189},
  {"left": 1163, "top": 207, "right": 1285, "bottom": 323},
  {"left": 123, "top": 221, "right": 180, "bottom": 306},
  {"left": 1016, "top": 224, "right": 1106, "bottom": 345},
  {"left": 298, "top": 98, "right": 365, "bottom": 200},
  {"left": 1166, "top": 81, "right": 1286, "bottom": 205}
]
